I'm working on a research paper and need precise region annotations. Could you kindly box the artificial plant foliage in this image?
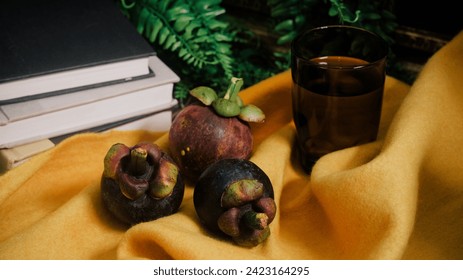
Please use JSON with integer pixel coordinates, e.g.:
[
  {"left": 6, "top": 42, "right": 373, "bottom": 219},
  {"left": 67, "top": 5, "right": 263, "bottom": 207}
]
[
  {"left": 120, "top": 0, "right": 236, "bottom": 105},
  {"left": 268, "top": 0, "right": 397, "bottom": 45},
  {"left": 119, "top": 0, "right": 399, "bottom": 106},
  {"left": 267, "top": 0, "right": 398, "bottom": 71}
]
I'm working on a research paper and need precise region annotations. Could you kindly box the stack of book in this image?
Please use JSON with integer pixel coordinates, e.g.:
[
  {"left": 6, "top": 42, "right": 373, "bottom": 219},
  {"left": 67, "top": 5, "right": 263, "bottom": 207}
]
[{"left": 0, "top": 0, "right": 179, "bottom": 172}]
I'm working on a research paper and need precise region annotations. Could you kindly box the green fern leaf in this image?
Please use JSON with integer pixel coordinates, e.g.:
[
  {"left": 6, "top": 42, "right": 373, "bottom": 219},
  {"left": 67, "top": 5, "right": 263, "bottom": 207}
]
[
  {"left": 164, "top": 34, "right": 177, "bottom": 49},
  {"left": 215, "top": 42, "right": 231, "bottom": 54},
  {"left": 183, "top": 20, "right": 202, "bottom": 38},
  {"left": 170, "top": 40, "right": 182, "bottom": 51},
  {"left": 213, "top": 33, "right": 231, "bottom": 42},
  {"left": 191, "top": 36, "right": 210, "bottom": 43},
  {"left": 207, "top": 19, "right": 228, "bottom": 30},
  {"left": 196, "top": 28, "right": 208, "bottom": 37},
  {"left": 173, "top": 14, "right": 195, "bottom": 31},
  {"left": 119, "top": 0, "right": 236, "bottom": 105},
  {"left": 195, "top": 0, "right": 222, "bottom": 8},
  {"left": 328, "top": 6, "right": 339, "bottom": 17},
  {"left": 158, "top": 26, "right": 170, "bottom": 45},
  {"left": 187, "top": 56, "right": 196, "bottom": 64},
  {"left": 166, "top": 5, "right": 190, "bottom": 21},
  {"left": 156, "top": 0, "right": 170, "bottom": 13},
  {"left": 148, "top": 17, "right": 163, "bottom": 43},
  {"left": 178, "top": 48, "right": 188, "bottom": 58},
  {"left": 276, "top": 30, "right": 298, "bottom": 45},
  {"left": 275, "top": 19, "right": 294, "bottom": 32},
  {"left": 136, "top": 7, "right": 150, "bottom": 34}
]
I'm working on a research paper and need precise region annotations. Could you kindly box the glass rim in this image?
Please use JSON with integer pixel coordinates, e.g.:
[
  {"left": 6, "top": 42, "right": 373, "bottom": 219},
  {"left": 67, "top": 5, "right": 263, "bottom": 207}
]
[{"left": 291, "top": 25, "right": 389, "bottom": 68}]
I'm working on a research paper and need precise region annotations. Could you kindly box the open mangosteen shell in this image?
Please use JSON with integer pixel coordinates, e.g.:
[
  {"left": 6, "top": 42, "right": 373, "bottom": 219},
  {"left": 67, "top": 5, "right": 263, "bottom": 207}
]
[
  {"left": 193, "top": 158, "right": 274, "bottom": 234},
  {"left": 101, "top": 150, "right": 185, "bottom": 226}
]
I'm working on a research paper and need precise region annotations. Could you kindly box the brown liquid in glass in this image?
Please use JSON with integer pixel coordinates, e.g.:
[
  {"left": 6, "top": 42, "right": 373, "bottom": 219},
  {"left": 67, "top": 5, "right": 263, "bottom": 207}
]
[{"left": 292, "top": 56, "right": 384, "bottom": 172}]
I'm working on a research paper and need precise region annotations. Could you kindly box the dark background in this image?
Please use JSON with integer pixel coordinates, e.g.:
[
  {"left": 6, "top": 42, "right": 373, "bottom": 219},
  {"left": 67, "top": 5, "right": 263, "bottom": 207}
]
[{"left": 394, "top": 1, "right": 461, "bottom": 39}]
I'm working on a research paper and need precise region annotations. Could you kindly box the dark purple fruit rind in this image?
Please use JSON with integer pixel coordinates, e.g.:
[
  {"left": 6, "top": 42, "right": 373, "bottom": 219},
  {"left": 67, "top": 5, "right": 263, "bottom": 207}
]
[
  {"left": 193, "top": 158, "right": 274, "bottom": 234},
  {"left": 101, "top": 173, "right": 184, "bottom": 225},
  {"left": 101, "top": 144, "right": 185, "bottom": 225},
  {"left": 169, "top": 104, "right": 253, "bottom": 183}
]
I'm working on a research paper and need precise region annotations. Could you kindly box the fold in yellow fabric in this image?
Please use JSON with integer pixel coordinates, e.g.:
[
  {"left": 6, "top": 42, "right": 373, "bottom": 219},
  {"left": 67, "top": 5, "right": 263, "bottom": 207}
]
[{"left": 1, "top": 30, "right": 462, "bottom": 260}]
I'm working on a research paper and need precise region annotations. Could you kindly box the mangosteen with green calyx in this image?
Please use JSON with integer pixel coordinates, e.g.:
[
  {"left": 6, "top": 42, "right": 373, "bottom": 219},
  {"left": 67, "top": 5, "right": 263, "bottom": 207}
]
[
  {"left": 100, "top": 141, "right": 185, "bottom": 225},
  {"left": 169, "top": 77, "right": 265, "bottom": 183},
  {"left": 193, "top": 158, "right": 276, "bottom": 247}
]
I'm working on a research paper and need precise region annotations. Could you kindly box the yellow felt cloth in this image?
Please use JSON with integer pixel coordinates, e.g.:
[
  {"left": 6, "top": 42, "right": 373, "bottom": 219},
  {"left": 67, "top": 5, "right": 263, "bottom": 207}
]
[{"left": 1, "top": 31, "right": 463, "bottom": 260}]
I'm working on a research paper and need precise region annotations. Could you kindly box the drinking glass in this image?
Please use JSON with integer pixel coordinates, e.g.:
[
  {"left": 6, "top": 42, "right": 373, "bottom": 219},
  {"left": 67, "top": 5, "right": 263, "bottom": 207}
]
[{"left": 291, "top": 25, "right": 389, "bottom": 173}]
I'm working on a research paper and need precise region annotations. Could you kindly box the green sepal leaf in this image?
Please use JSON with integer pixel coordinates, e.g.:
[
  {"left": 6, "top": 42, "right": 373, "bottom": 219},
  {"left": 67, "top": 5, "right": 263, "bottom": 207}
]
[
  {"left": 190, "top": 86, "right": 218, "bottom": 105},
  {"left": 239, "top": 104, "right": 266, "bottom": 123},
  {"left": 212, "top": 98, "right": 241, "bottom": 117}
]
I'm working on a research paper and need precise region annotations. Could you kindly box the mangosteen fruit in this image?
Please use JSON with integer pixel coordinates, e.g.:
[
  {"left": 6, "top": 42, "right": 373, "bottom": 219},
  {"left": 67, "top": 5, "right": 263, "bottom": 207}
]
[
  {"left": 100, "top": 142, "right": 184, "bottom": 225},
  {"left": 193, "top": 158, "right": 277, "bottom": 247},
  {"left": 169, "top": 77, "right": 265, "bottom": 183}
]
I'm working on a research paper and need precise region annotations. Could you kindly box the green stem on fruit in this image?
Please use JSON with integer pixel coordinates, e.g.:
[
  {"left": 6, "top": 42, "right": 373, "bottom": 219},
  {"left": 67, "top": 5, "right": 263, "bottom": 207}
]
[
  {"left": 211, "top": 77, "right": 244, "bottom": 117},
  {"left": 129, "top": 147, "right": 148, "bottom": 177},
  {"left": 223, "top": 77, "right": 243, "bottom": 101},
  {"left": 253, "top": 197, "right": 277, "bottom": 224},
  {"left": 243, "top": 210, "right": 268, "bottom": 230},
  {"left": 190, "top": 77, "right": 265, "bottom": 122}
]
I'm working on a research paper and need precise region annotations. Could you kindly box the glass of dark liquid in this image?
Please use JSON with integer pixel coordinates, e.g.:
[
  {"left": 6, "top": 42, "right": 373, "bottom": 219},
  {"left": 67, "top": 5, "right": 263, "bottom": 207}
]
[{"left": 291, "top": 25, "right": 389, "bottom": 173}]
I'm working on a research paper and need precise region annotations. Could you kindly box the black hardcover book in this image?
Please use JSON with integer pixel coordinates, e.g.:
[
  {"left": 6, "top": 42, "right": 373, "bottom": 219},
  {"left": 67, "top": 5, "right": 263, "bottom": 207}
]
[{"left": 0, "top": 0, "right": 156, "bottom": 103}]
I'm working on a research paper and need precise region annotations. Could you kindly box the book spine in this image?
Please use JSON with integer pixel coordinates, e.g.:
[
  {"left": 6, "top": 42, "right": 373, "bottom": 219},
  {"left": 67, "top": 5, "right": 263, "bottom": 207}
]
[{"left": 0, "top": 139, "right": 55, "bottom": 172}]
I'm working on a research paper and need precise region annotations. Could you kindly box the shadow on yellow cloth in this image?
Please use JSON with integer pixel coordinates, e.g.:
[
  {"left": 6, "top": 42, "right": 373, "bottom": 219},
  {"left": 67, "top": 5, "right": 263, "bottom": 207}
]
[{"left": 1, "top": 31, "right": 463, "bottom": 260}]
